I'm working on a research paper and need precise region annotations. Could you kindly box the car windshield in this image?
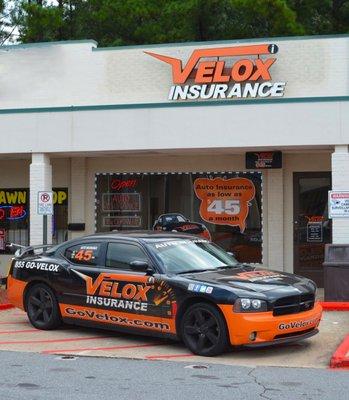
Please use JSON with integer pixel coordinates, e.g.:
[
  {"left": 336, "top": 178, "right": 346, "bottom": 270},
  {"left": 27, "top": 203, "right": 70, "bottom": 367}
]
[{"left": 146, "top": 238, "right": 238, "bottom": 274}]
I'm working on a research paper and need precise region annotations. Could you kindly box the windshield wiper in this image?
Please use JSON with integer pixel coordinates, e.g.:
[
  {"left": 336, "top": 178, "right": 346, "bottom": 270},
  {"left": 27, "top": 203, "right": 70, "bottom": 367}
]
[
  {"left": 216, "top": 265, "right": 238, "bottom": 269},
  {"left": 176, "top": 269, "right": 212, "bottom": 275}
]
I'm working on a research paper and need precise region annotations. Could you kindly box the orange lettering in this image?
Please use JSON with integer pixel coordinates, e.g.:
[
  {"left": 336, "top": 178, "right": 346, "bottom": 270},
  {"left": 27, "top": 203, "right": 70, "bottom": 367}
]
[
  {"left": 134, "top": 285, "right": 151, "bottom": 302},
  {"left": 99, "top": 281, "right": 112, "bottom": 297},
  {"left": 122, "top": 284, "right": 137, "bottom": 299},
  {"left": 250, "top": 58, "right": 276, "bottom": 81},
  {"left": 111, "top": 282, "right": 122, "bottom": 298},
  {"left": 231, "top": 59, "right": 254, "bottom": 82},
  {"left": 195, "top": 61, "right": 215, "bottom": 83},
  {"left": 212, "top": 61, "right": 230, "bottom": 83},
  {"left": 145, "top": 44, "right": 274, "bottom": 84}
]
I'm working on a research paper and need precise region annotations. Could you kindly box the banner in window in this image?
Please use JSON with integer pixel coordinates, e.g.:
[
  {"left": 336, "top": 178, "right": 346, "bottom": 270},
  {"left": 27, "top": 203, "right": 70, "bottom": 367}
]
[{"left": 95, "top": 172, "right": 262, "bottom": 263}]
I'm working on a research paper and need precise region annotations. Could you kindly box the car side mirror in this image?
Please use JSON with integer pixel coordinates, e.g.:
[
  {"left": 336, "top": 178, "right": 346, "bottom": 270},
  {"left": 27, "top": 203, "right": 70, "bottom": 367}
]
[{"left": 130, "top": 260, "right": 153, "bottom": 274}]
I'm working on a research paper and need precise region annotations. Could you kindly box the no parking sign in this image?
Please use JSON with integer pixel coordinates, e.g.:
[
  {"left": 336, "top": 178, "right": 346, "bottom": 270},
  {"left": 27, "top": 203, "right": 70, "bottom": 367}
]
[{"left": 37, "top": 191, "right": 54, "bottom": 215}]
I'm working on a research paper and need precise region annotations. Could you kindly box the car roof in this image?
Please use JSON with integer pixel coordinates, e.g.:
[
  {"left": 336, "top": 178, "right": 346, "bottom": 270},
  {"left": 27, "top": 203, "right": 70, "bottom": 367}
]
[{"left": 51, "top": 231, "right": 200, "bottom": 251}]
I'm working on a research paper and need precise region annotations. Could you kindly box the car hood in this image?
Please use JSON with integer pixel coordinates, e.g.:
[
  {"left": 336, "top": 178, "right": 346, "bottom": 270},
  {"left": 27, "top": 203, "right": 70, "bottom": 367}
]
[{"left": 182, "top": 265, "right": 315, "bottom": 295}]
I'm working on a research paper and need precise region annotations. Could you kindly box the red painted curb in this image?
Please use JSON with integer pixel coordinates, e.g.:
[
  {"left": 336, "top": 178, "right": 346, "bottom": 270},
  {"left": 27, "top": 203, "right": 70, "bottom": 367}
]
[
  {"left": 330, "top": 334, "right": 349, "bottom": 369},
  {"left": 0, "top": 304, "right": 14, "bottom": 311},
  {"left": 320, "top": 302, "right": 349, "bottom": 311}
]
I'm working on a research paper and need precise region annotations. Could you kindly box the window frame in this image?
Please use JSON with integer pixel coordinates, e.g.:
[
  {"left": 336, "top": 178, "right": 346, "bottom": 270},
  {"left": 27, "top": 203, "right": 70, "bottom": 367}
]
[
  {"left": 104, "top": 240, "right": 153, "bottom": 271},
  {"left": 62, "top": 241, "right": 107, "bottom": 267}
]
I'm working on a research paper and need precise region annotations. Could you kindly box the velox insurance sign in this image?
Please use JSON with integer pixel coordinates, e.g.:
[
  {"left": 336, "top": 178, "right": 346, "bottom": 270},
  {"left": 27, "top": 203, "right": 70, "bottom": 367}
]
[{"left": 328, "top": 191, "right": 349, "bottom": 218}]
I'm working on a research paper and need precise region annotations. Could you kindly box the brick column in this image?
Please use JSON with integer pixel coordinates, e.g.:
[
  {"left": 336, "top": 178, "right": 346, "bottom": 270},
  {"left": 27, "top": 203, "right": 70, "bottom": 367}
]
[
  {"left": 69, "top": 158, "right": 86, "bottom": 239},
  {"left": 266, "top": 169, "right": 284, "bottom": 271},
  {"left": 331, "top": 145, "right": 349, "bottom": 243},
  {"left": 30, "top": 153, "right": 52, "bottom": 245}
]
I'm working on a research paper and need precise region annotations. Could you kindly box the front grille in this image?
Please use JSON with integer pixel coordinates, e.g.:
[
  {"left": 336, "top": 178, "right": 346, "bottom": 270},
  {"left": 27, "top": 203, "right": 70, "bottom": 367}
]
[{"left": 273, "top": 293, "right": 315, "bottom": 316}]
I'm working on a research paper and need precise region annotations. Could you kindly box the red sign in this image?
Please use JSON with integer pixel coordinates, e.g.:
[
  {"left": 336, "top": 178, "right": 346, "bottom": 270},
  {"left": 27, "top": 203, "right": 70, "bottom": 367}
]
[
  {"left": 110, "top": 179, "right": 138, "bottom": 191},
  {"left": 40, "top": 193, "right": 50, "bottom": 202}
]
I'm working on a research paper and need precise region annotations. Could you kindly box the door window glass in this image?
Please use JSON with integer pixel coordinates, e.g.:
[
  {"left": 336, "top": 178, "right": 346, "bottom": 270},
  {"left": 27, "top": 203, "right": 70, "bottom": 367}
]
[
  {"left": 106, "top": 243, "right": 148, "bottom": 269},
  {"left": 294, "top": 173, "right": 331, "bottom": 287},
  {"left": 65, "top": 243, "right": 102, "bottom": 266}
]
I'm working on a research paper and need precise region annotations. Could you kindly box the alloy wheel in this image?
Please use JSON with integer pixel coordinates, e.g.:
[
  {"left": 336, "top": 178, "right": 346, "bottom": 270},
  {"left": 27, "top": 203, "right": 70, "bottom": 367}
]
[
  {"left": 27, "top": 287, "right": 54, "bottom": 326},
  {"left": 183, "top": 308, "right": 220, "bottom": 353}
]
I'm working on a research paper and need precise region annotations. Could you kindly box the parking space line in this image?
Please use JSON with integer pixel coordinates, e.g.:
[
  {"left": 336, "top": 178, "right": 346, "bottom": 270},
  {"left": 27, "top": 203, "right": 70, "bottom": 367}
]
[
  {"left": 146, "top": 353, "right": 194, "bottom": 359},
  {"left": 0, "top": 335, "right": 112, "bottom": 345},
  {"left": 0, "top": 304, "right": 14, "bottom": 311},
  {"left": 42, "top": 342, "right": 164, "bottom": 354},
  {"left": 0, "top": 321, "right": 28, "bottom": 325},
  {"left": 0, "top": 329, "right": 39, "bottom": 334}
]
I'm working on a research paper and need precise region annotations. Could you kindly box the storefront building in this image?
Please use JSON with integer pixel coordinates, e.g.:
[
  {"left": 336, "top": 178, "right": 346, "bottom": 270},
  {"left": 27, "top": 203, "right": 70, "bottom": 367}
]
[{"left": 1, "top": 34, "right": 349, "bottom": 286}]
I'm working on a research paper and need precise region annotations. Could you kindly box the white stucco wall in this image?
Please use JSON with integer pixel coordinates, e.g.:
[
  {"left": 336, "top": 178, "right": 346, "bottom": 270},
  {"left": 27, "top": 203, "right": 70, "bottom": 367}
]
[{"left": 0, "top": 36, "right": 348, "bottom": 109}]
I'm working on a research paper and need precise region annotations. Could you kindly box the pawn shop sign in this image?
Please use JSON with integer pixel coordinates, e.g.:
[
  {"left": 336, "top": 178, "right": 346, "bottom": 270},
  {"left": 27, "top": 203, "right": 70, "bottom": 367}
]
[{"left": 37, "top": 191, "right": 54, "bottom": 215}]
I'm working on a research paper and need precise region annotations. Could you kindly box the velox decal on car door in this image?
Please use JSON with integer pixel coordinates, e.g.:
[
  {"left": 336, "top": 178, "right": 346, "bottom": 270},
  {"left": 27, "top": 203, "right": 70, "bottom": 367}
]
[{"left": 60, "top": 241, "right": 177, "bottom": 335}]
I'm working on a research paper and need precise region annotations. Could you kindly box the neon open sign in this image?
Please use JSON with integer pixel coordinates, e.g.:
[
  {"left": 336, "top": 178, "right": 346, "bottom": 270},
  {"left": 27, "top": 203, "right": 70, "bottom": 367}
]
[{"left": 0, "top": 205, "right": 27, "bottom": 221}]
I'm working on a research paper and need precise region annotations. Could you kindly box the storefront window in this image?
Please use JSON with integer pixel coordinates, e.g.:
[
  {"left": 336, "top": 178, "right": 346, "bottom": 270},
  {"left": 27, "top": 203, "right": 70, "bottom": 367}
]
[
  {"left": 0, "top": 188, "right": 68, "bottom": 253},
  {"left": 95, "top": 172, "right": 263, "bottom": 264},
  {"left": 0, "top": 189, "right": 29, "bottom": 252}
]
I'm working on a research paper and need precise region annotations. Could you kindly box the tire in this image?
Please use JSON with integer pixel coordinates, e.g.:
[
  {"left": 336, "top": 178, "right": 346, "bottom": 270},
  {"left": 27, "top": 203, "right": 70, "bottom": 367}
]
[
  {"left": 181, "top": 302, "right": 229, "bottom": 356},
  {"left": 25, "top": 283, "right": 62, "bottom": 330}
]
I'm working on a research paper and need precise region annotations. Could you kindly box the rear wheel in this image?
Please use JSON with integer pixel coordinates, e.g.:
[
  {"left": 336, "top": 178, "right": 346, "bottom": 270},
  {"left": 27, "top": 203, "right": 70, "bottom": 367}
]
[
  {"left": 181, "top": 302, "right": 228, "bottom": 356},
  {"left": 25, "top": 283, "right": 61, "bottom": 330}
]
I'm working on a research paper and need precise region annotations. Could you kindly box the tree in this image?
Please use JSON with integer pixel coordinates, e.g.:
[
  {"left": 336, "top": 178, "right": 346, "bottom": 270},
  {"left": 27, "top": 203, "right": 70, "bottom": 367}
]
[
  {"left": 9, "top": 0, "right": 349, "bottom": 47},
  {"left": 160, "top": 0, "right": 303, "bottom": 43},
  {"left": 287, "top": 0, "right": 349, "bottom": 35},
  {"left": 1, "top": 0, "right": 18, "bottom": 44}
]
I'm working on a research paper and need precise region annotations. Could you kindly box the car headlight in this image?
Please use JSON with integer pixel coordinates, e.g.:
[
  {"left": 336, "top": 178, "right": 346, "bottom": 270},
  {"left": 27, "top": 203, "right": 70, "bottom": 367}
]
[{"left": 234, "top": 298, "right": 268, "bottom": 313}]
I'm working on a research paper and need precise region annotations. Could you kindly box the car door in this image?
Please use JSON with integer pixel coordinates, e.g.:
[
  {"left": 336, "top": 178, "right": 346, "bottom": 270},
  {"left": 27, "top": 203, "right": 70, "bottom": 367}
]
[
  {"left": 97, "top": 241, "right": 177, "bottom": 336},
  {"left": 57, "top": 240, "right": 107, "bottom": 319}
]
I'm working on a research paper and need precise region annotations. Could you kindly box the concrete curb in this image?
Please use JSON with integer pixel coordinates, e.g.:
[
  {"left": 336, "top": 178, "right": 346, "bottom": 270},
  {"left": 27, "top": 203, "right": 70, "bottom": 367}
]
[
  {"left": 0, "top": 304, "right": 14, "bottom": 311},
  {"left": 320, "top": 302, "right": 349, "bottom": 311},
  {"left": 330, "top": 334, "right": 349, "bottom": 369}
]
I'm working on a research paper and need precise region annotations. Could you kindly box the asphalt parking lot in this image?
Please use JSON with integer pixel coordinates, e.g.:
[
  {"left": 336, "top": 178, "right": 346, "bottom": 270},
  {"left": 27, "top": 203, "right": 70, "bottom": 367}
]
[{"left": 0, "top": 307, "right": 348, "bottom": 368}]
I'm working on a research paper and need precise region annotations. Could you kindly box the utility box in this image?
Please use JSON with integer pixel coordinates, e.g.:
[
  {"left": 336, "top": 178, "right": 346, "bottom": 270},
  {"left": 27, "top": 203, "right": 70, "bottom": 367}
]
[{"left": 323, "top": 244, "right": 349, "bottom": 301}]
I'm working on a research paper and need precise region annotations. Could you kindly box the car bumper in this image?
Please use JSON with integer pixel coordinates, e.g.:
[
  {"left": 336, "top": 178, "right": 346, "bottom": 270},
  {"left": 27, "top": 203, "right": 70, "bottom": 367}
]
[
  {"left": 219, "top": 302, "right": 322, "bottom": 346},
  {"left": 6, "top": 275, "right": 26, "bottom": 310}
]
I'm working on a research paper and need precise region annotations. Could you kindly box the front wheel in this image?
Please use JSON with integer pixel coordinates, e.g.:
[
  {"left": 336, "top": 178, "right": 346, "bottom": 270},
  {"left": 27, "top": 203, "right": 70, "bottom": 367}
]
[
  {"left": 181, "top": 302, "right": 229, "bottom": 356},
  {"left": 25, "top": 283, "right": 62, "bottom": 330}
]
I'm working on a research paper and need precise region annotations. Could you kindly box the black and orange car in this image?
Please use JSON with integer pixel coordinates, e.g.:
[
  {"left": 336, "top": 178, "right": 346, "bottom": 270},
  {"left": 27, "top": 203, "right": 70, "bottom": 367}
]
[{"left": 7, "top": 232, "right": 322, "bottom": 356}]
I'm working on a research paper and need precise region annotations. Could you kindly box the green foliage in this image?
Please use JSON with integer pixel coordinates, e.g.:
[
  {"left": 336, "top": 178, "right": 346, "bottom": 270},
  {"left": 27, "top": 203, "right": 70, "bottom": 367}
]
[
  {"left": 7, "top": 0, "right": 349, "bottom": 47},
  {"left": 287, "top": 0, "right": 349, "bottom": 35}
]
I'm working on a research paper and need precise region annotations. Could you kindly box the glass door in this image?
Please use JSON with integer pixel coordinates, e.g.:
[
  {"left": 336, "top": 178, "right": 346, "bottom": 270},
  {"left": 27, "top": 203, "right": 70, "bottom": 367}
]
[{"left": 293, "top": 172, "right": 332, "bottom": 287}]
